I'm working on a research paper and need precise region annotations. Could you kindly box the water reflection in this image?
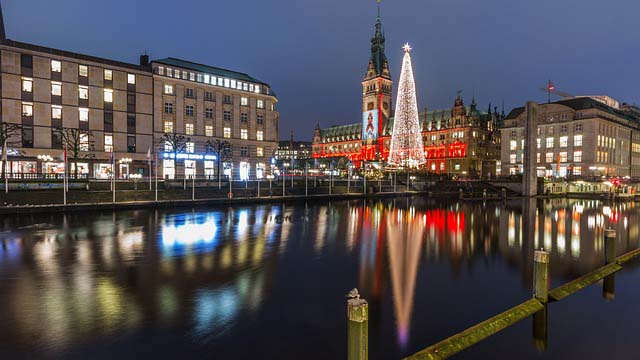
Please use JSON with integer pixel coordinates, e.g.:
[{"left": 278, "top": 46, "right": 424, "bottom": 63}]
[{"left": 0, "top": 198, "right": 638, "bottom": 358}]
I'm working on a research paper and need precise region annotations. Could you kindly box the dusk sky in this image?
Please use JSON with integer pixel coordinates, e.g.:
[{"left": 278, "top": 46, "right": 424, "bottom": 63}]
[{"left": 4, "top": 0, "right": 639, "bottom": 140}]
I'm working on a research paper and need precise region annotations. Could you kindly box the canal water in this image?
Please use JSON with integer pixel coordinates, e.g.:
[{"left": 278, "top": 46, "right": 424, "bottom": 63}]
[{"left": 0, "top": 197, "right": 638, "bottom": 359}]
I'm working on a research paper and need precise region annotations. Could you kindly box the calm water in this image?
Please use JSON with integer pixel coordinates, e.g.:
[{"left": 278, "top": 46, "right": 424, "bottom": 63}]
[{"left": 0, "top": 197, "right": 638, "bottom": 359}]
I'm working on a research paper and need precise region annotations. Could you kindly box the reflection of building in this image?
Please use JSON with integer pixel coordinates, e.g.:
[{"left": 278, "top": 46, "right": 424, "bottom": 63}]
[
  {"left": 311, "top": 10, "right": 501, "bottom": 177},
  {"left": 501, "top": 97, "right": 640, "bottom": 177},
  {"left": 152, "top": 58, "right": 279, "bottom": 181}
]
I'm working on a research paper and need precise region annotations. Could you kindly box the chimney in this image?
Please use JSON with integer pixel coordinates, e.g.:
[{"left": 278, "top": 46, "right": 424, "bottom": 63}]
[{"left": 139, "top": 54, "right": 149, "bottom": 67}]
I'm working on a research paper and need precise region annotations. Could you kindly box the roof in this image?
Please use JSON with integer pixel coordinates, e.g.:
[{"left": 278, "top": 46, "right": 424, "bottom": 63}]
[
  {"left": 153, "top": 57, "right": 269, "bottom": 87},
  {"left": 505, "top": 97, "right": 640, "bottom": 123},
  {"left": 1, "top": 39, "right": 149, "bottom": 72}
]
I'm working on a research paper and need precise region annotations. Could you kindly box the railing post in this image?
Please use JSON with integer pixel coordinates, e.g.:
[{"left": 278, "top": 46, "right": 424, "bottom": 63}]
[
  {"left": 459, "top": 188, "right": 464, "bottom": 200},
  {"left": 533, "top": 250, "right": 549, "bottom": 303},
  {"left": 347, "top": 289, "right": 368, "bottom": 360},
  {"left": 482, "top": 188, "right": 487, "bottom": 200},
  {"left": 603, "top": 228, "right": 617, "bottom": 301}
]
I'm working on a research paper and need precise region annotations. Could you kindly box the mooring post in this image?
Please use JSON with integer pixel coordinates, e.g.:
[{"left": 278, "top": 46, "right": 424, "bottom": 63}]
[
  {"left": 532, "top": 305, "right": 548, "bottom": 351},
  {"left": 533, "top": 250, "right": 549, "bottom": 303},
  {"left": 347, "top": 289, "right": 368, "bottom": 360},
  {"left": 603, "top": 228, "right": 617, "bottom": 301}
]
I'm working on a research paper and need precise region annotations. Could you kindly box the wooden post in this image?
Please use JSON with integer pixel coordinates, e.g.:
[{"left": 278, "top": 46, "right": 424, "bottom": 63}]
[
  {"left": 603, "top": 228, "right": 616, "bottom": 301},
  {"left": 532, "top": 305, "right": 548, "bottom": 351},
  {"left": 533, "top": 250, "right": 549, "bottom": 303},
  {"left": 347, "top": 295, "right": 368, "bottom": 360}
]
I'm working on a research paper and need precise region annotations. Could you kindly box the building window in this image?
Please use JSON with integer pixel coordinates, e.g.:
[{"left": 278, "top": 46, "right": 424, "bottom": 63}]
[
  {"left": 105, "top": 134, "right": 113, "bottom": 152},
  {"left": 241, "top": 129, "right": 248, "bottom": 139},
  {"left": 224, "top": 127, "right": 231, "bottom": 138},
  {"left": 79, "top": 65, "right": 88, "bottom": 77},
  {"left": 21, "top": 126, "right": 33, "bottom": 148},
  {"left": 127, "top": 135, "right": 136, "bottom": 153},
  {"left": 223, "top": 95, "right": 232, "bottom": 104},
  {"left": 509, "top": 154, "right": 516, "bottom": 164},
  {"left": 51, "top": 81, "right": 62, "bottom": 96},
  {"left": 104, "top": 89, "right": 113, "bottom": 103},
  {"left": 574, "top": 151, "right": 582, "bottom": 162},
  {"left": 197, "top": 74, "right": 203, "bottom": 83},
  {"left": 257, "top": 130, "right": 264, "bottom": 141},
  {"left": 546, "top": 152, "right": 553, "bottom": 163},
  {"left": 186, "top": 142, "right": 195, "bottom": 153},
  {"left": 104, "top": 69, "right": 113, "bottom": 80},
  {"left": 223, "top": 111, "right": 232, "bottom": 121},
  {"left": 559, "top": 152, "right": 567, "bottom": 163},
  {"left": 241, "top": 146, "right": 249, "bottom": 157},
  {"left": 80, "top": 133, "right": 89, "bottom": 151},
  {"left": 51, "top": 105, "right": 62, "bottom": 119},
  {"left": 22, "top": 102, "right": 33, "bottom": 116},
  {"left": 79, "top": 108, "right": 89, "bottom": 122},
  {"left": 546, "top": 137, "right": 554, "bottom": 148},
  {"left": 164, "top": 121, "right": 174, "bottom": 133},
  {"left": 205, "top": 108, "right": 213, "bottom": 118},
  {"left": 575, "top": 123, "right": 582, "bottom": 132},
  {"left": 205, "top": 125, "right": 213, "bottom": 137},
  {"left": 574, "top": 166, "right": 582, "bottom": 175},
  {"left": 241, "top": 113, "right": 248, "bottom": 122},
  {"left": 574, "top": 135, "right": 583, "bottom": 147},
  {"left": 51, "top": 60, "right": 61, "bottom": 73},
  {"left": 164, "top": 84, "right": 174, "bottom": 95},
  {"left": 536, "top": 153, "right": 541, "bottom": 163},
  {"left": 241, "top": 97, "right": 248, "bottom": 106},
  {"left": 257, "top": 147, "right": 264, "bottom": 157},
  {"left": 186, "top": 88, "right": 194, "bottom": 98},
  {"left": 560, "top": 125, "right": 567, "bottom": 133},
  {"left": 185, "top": 105, "right": 194, "bottom": 117},
  {"left": 205, "top": 92, "right": 215, "bottom": 101},
  {"left": 185, "top": 123, "right": 194, "bottom": 135},
  {"left": 78, "top": 85, "right": 89, "bottom": 100},
  {"left": 125, "top": 73, "right": 135, "bottom": 84},
  {"left": 559, "top": 136, "right": 568, "bottom": 148},
  {"left": 257, "top": 99, "right": 264, "bottom": 109},
  {"left": 22, "top": 77, "right": 33, "bottom": 92},
  {"left": 164, "top": 102, "right": 173, "bottom": 114},
  {"left": 158, "top": 66, "right": 165, "bottom": 76},
  {"left": 509, "top": 140, "right": 517, "bottom": 151},
  {"left": 257, "top": 114, "right": 264, "bottom": 125},
  {"left": 536, "top": 138, "right": 541, "bottom": 149}
]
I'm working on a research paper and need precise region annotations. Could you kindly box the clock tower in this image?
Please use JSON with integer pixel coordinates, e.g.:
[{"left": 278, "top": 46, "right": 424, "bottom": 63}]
[{"left": 361, "top": 8, "right": 392, "bottom": 161}]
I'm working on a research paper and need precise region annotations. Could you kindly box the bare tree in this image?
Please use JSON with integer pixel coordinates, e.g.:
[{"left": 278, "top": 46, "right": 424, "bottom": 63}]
[
  {"left": 61, "top": 128, "right": 95, "bottom": 179},
  {"left": 205, "top": 139, "right": 232, "bottom": 188},
  {"left": 0, "top": 122, "right": 22, "bottom": 179},
  {"left": 158, "top": 132, "right": 189, "bottom": 178}
]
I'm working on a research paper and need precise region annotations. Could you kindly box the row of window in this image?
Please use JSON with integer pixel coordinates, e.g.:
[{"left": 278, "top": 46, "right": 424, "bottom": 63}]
[
  {"left": 163, "top": 141, "right": 265, "bottom": 157},
  {"left": 509, "top": 135, "right": 584, "bottom": 151},
  {"left": 597, "top": 135, "right": 616, "bottom": 149},
  {"left": 46, "top": 59, "right": 137, "bottom": 84},
  {"left": 162, "top": 120, "right": 265, "bottom": 140},
  {"left": 21, "top": 102, "right": 138, "bottom": 124},
  {"left": 509, "top": 151, "right": 583, "bottom": 164},
  {"left": 163, "top": 102, "right": 264, "bottom": 123},
  {"left": 510, "top": 123, "right": 583, "bottom": 138},
  {"left": 157, "top": 66, "right": 267, "bottom": 95},
  {"left": 22, "top": 78, "right": 116, "bottom": 102},
  {"left": 162, "top": 84, "right": 266, "bottom": 108}
]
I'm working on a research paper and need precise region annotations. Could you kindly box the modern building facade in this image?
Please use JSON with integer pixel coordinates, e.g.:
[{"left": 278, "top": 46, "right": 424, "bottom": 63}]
[
  {"left": 151, "top": 58, "right": 278, "bottom": 180},
  {"left": 275, "top": 140, "right": 312, "bottom": 167},
  {"left": 311, "top": 12, "right": 501, "bottom": 178},
  {"left": 501, "top": 97, "right": 640, "bottom": 178}
]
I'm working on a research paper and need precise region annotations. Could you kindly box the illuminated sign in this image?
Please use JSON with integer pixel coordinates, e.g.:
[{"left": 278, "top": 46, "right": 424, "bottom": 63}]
[
  {"left": 162, "top": 153, "right": 216, "bottom": 161},
  {"left": 362, "top": 110, "right": 378, "bottom": 141}
]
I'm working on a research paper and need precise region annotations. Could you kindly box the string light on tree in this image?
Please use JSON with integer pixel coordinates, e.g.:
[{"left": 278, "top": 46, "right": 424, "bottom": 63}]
[{"left": 388, "top": 43, "right": 425, "bottom": 168}]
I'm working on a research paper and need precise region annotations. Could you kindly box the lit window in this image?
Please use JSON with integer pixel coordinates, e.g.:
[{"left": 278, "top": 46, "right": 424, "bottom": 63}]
[
  {"left": 536, "top": 153, "right": 541, "bottom": 163},
  {"left": 127, "top": 74, "right": 136, "bottom": 84},
  {"left": 164, "top": 121, "right": 174, "bottom": 133},
  {"left": 205, "top": 125, "right": 213, "bottom": 137},
  {"left": 559, "top": 136, "right": 568, "bottom": 148},
  {"left": 243, "top": 83, "right": 248, "bottom": 91},
  {"left": 51, "top": 81, "right": 62, "bottom": 96},
  {"left": 182, "top": 71, "right": 187, "bottom": 80},
  {"left": 158, "top": 66, "right": 164, "bottom": 76},
  {"left": 79, "top": 85, "right": 89, "bottom": 99},
  {"left": 22, "top": 77, "right": 33, "bottom": 92},
  {"left": 186, "top": 142, "right": 195, "bottom": 153},
  {"left": 509, "top": 140, "right": 517, "bottom": 151},
  {"left": 80, "top": 134, "right": 89, "bottom": 151},
  {"left": 104, "top": 89, "right": 113, "bottom": 103},
  {"left": 79, "top": 108, "right": 89, "bottom": 122},
  {"left": 51, "top": 60, "right": 61, "bottom": 72},
  {"left": 164, "top": 84, "right": 174, "bottom": 95},
  {"left": 546, "top": 152, "right": 553, "bottom": 163},
  {"left": 257, "top": 147, "right": 264, "bottom": 157},
  {"left": 241, "top": 97, "right": 248, "bottom": 106},
  {"left": 197, "top": 74, "right": 203, "bottom": 83},
  {"left": 79, "top": 65, "right": 88, "bottom": 77},
  {"left": 254, "top": 85, "right": 261, "bottom": 94},
  {"left": 257, "top": 130, "right": 264, "bottom": 141},
  {"left": 224, "top": 78, "right": 230, "bottom": 88},
  {"left": 509, "top": 154, "right": 516, "bottom": 164},
  {"left": 574, "top": 151, "right": 582, "bottom": 162},
  {"left": 164, "top": 141, "right": 172, "bottom": 152},
  {"left": 204, "top": 74, "right": 210, "bottom": 84},
  {"left": 257, "top": 99, "right": 265, "bottom": 109},
  {"left": 536, "top": 138, "right": 541, "bottom": 149},
  {"left": 249, "top": 84, "right": 254, "bottom": 92},
  {"left": 230, "top": 80, "right": 236, "bottom": 89},
  {"left": 104, "top": 134, "right": 113, "bottom": 152},
  {"left": 546, "top": 137, "right": 554, "bottom": 148},
  {"left": 241, "top": 129, "right": 248, "bottom": 139},
  {"left": 22, "top": 102, "right": 33, "bottom": 116},
  {"left": 559, "top": 152, "right": 567, "bottom": 163},
  {"left": 104, "top": 69, "right": 112, "bottom": 80},
  {"left": 224, "top": 127, "right": 231, "bottom": 138},
  {"left": 190, "top": 72, "right": 195, "bottom": 81},
  {"left": 574, "top": 135, "right": 583, "bottom": 147},
  {"left": 166, "top": 68, "right": 172, "bottom": 77},
  {"left": 174, "top": 70, "right": 181, "bottom": 79},
  {"left": 185, "top": 123, "right": 194, "bottom": 135},
  {"left": 51, "top": 105, "right": 62, "bottom": 119},
  {"left": 574, "top": 166, "right": 582, "bottom": 175}
]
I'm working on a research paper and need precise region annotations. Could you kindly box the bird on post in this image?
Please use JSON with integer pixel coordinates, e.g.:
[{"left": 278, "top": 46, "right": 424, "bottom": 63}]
[{"left": 347, "top": 288, "right": 360, "bottom": 301}]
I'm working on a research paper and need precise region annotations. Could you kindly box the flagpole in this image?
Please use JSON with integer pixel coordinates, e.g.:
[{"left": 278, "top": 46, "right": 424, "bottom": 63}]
[
  {"left": 112, "top": 154, "right": 116, "bottom": 203},
  {"left": 3, "top": 140, "right": 7, "bottom": 194},
  {"left": 63, "top": 146, "right": 67, "bottom": 204},
  {"left": 154, "top": 153, "right": 158, "bottom": 202},
  {"left": 148, "top": 148, "right": 152, "bottom": 191}
]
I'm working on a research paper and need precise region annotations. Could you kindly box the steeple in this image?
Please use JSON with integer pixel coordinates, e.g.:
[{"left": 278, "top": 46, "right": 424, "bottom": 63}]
[{"left": 364, "top": 3, "right": 390, "bottom": 80}]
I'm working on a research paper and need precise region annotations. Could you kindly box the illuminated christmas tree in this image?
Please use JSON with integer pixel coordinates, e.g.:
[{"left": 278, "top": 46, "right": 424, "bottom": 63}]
[{"left": 388, "top": 44, "right": 425, "bottom": 168}]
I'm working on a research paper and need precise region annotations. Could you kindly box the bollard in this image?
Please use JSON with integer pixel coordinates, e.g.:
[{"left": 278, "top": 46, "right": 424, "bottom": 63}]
[
  {"left": 347, "top": 289, "right": 368, "bottom": 360},
  {"left": 483, "top": 189, "right": 487, "bottom": 200},
  {"left": 603, "top": 228, "right": 616, "bottom": 301},
  {"left": 533, "top": 250, "right": 549, "bottom": 303}
]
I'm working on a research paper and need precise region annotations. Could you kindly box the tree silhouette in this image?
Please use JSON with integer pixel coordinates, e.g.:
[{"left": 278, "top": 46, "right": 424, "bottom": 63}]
[
  {"left": 158, "top": 132, "right": 189, "bottom": 177},
  {"left": 0, "top": 122, "right": 22, "bottom": 179},
  {"left": 205, "top": 139, "right": 233, "bottom": 188},
  {"left": 61, "top": 128, "right": 95, "bottom": 179}
]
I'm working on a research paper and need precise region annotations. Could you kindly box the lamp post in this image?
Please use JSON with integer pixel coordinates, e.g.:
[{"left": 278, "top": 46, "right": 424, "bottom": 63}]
[
  {"left": 283, "top": 162, "right": 289, "bottom": 196},
  {"left": 229, "top": 163, "right": 233, "bottom": 197},
  {"left": 347, "top": 162, "right": 352, "bottom": 194},
  {"left": 305, "top": 162, "right": 309, "bottom": 197},
  {"left": 363, "top": 161, "right": 367, "bottom": 195}
]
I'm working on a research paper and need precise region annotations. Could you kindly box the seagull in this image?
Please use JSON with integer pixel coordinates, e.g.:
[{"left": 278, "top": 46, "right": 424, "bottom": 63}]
[{"left": 347, "top": 288, "right": 360, "bottom": 300}]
